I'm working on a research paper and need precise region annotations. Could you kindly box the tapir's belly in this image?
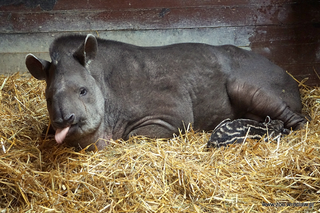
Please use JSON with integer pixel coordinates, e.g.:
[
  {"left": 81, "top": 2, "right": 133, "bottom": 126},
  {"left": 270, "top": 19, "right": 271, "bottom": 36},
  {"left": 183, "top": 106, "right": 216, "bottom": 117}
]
[
  {"left": 192, "top": 91, "right": 235, "bottom": 131},
  {"left": 185, "top": 71, "right": 235, "bottom": 131}
]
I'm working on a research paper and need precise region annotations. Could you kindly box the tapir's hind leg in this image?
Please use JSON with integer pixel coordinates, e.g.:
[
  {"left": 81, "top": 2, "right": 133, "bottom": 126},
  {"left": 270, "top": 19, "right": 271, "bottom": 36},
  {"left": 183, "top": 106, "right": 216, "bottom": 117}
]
[{"left": 226, "top": 80, "right": 306, "bottom": 130}]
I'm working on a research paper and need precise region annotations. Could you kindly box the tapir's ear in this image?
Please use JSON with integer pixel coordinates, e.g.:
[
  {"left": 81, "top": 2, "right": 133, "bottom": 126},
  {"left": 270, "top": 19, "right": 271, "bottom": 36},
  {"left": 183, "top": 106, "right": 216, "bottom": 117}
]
[
  {"left": 25, "top": 54, "right": 50, "bottom": 80},
  {"left": 73, "top": 34, "right": 98, "bottom": 66}
]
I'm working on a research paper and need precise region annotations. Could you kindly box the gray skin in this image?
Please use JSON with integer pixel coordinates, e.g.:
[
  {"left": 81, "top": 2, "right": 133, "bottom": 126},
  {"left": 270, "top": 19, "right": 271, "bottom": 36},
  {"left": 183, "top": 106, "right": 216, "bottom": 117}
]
[{"left": 25, "top": 34, "right": 306, "bottom": 151}]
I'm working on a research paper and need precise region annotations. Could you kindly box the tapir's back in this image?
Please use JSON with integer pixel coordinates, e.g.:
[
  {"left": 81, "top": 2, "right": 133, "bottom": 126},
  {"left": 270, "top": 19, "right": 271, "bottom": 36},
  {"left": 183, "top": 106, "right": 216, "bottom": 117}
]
[{"left": 91, "top": 39, "right": 304, "bottom": 131}]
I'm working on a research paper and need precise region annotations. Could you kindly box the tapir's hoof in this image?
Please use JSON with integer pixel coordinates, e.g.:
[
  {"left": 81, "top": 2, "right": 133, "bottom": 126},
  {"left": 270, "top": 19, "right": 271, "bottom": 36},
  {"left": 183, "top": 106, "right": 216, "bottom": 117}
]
[{"left": 207, "top": 116, "right": 289, "bottom": 148}]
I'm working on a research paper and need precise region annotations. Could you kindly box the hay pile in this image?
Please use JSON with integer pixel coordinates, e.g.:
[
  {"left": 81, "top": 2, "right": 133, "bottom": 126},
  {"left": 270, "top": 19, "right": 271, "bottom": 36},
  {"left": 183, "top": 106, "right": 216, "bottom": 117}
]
[{"left": 0, "top": 73, "right": 319, "bottom": 212}]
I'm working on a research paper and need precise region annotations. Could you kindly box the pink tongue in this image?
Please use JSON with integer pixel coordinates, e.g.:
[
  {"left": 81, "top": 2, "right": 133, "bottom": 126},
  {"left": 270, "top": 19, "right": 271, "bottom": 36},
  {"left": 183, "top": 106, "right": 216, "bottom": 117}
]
[{"left": 55, "top": 126, "right": 70, "bottom": 144}]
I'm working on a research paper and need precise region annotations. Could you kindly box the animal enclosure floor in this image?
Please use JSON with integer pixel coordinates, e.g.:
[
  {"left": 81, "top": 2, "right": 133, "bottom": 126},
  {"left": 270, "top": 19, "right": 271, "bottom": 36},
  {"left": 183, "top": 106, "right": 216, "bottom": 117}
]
[{"left": 0, "top": 73, "right": 319, "bottom": 212}]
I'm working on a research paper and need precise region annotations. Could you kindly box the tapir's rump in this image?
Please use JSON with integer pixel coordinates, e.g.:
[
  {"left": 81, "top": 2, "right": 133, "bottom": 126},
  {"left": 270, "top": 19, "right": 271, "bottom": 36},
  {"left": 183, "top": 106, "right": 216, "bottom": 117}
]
[{"left": 25, "top": 34, "right": 307, "bottom": 150}]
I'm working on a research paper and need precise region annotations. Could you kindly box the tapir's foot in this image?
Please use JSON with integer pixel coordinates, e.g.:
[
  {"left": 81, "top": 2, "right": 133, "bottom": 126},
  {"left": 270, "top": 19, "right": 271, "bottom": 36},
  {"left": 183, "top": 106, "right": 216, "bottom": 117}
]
[
  {"left": 207, "top": 116, "right": 289, "bottom": 148},
  {"left": 277, "top": 107, "right": 308, "bottom": 130}
]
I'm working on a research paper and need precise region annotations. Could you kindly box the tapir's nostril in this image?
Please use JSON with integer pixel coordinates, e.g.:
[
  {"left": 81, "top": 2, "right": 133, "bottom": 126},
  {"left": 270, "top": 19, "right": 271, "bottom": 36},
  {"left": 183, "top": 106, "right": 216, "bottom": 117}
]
[
  {"left": 52, "top": 113, "right": 76, "bottom": 128},
  {"left": 66, "top": 113, "right": 75, "bottom": 124}
]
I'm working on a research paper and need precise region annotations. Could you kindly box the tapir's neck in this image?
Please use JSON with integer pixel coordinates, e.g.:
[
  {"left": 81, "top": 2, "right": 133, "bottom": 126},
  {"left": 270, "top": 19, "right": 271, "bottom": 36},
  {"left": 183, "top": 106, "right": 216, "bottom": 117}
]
[{"left": 76, "top": 122, "right": 111, "bottom": 151}]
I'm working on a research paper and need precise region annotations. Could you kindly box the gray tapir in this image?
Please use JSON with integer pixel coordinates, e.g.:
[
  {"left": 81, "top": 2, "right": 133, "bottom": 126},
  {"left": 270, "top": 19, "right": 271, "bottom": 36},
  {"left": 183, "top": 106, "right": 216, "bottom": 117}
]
[{"left": 25, "top": 34, "right": 306, "bottom": 150}]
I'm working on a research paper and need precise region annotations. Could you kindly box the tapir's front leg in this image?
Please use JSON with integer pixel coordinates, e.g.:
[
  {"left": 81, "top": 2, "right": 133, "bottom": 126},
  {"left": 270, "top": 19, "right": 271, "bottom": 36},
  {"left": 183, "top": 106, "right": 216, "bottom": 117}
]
[
  {"left": 124, "top": 115, "right": 190, "bottom": 140},
  {"left": 127, "top": 124, "right": 177, "bottom": 139},
  {"left": 226, "top": 80, "right": 307, "bottom": 130}
]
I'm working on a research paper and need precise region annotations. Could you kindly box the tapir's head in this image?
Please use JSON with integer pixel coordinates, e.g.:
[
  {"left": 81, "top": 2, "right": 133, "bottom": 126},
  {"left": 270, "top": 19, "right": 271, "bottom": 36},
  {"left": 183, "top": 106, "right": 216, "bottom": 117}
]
[{"left": 25, "top": 34, "right": 106, "bottom": 150}]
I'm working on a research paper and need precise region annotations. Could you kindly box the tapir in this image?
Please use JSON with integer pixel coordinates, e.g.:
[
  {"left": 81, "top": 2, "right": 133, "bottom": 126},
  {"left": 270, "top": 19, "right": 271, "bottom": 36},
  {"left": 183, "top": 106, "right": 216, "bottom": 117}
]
[{"left": 25, "top": 34, "right": 306, "bottom": 150}]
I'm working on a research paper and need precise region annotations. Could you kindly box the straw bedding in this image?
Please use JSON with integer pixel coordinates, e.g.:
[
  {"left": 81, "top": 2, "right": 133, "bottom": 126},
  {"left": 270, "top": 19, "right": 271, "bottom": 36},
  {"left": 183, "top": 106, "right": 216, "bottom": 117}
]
[{"left": 0, "top": 73, "right": 319, "bottom": 212}]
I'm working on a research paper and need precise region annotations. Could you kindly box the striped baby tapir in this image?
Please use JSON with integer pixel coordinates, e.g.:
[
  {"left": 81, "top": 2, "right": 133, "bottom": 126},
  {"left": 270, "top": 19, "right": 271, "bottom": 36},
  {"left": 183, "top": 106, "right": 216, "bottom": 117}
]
[
  {"left": 25, "top": 34, "right": 307, "bottom": 151},
  {"left": 207, "top": 116, "right": 290, "bottom": 148}
]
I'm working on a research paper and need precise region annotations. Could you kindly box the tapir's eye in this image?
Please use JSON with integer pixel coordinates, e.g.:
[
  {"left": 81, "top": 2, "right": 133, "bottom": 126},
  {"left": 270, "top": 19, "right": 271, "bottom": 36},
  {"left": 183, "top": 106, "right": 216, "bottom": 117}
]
[{"left": 79, "top": 87, "right": 87, "bottom": 96}]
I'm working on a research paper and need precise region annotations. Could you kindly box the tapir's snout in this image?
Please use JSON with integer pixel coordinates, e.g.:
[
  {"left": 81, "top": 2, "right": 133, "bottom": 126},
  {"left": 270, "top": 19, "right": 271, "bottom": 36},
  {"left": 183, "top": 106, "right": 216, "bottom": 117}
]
[
  {"left": 52, "top": 113, "right": 77, "bottom": 144},
  {"left": 52, "top": 113, "right": 76, "bottom": 129}
]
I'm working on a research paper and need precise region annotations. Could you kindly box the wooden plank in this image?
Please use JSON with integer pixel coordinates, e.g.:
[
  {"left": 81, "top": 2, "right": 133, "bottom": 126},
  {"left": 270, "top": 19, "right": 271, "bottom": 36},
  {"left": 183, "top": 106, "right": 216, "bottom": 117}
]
[
  {"left": 1, "top": 3, "right": 319, "bottom": 33},
  {"left": 249, "top": 25, "right": 320, "bottom": 43},
  {"left": 250, "top": 24, "right": 320, "bottom": 66},
  {"left": 0, "top": 0, "right": 302, "bottom": 12},
  {"left": 252, "top": 42, "right": 320, "bottom": 65},
  {"left": 52, "top": 0, "right": 313, "bottom": 10}
]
